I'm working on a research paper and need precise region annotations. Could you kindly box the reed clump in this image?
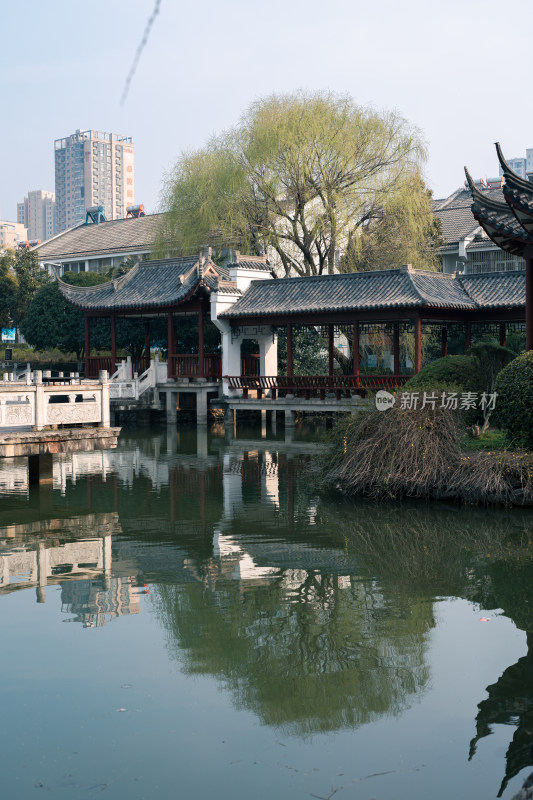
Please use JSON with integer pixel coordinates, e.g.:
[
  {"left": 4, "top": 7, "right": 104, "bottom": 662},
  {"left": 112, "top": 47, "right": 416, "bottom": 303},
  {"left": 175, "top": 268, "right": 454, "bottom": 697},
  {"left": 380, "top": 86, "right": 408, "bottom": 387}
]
[{"left": 322, "top": 406, "right": 533, "bottom": 506}]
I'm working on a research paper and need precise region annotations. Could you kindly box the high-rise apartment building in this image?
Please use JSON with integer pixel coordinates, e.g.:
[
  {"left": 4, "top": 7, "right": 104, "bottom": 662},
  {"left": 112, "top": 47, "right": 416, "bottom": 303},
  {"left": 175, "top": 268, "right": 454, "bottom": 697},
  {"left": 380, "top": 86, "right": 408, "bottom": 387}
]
[
  {"left": 54, "top": 129, "right": 134, "bottom": 232},
  {"left": 17, "top": 189, "right": 56, "bottom": 241}
]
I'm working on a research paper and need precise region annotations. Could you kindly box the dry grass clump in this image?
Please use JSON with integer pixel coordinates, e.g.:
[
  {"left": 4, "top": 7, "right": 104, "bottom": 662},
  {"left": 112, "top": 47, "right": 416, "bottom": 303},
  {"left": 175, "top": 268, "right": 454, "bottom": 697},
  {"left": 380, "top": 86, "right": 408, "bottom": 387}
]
[{"left": 324, "top": 407, "right": 533, "bottom": 506}]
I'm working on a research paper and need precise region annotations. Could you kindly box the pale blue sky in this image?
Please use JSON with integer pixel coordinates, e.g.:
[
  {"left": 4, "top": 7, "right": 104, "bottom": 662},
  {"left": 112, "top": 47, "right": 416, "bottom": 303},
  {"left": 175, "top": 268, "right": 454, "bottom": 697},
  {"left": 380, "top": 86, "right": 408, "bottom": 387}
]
[{"left": 2, "top": 0, "right": 532, "bottom": 220}]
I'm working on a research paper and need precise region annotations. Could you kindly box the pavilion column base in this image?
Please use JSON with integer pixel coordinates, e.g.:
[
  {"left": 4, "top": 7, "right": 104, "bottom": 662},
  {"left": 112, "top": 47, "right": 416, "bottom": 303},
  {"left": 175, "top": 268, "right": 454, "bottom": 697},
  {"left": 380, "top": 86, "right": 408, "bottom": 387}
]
[
  {"left": 28, "top": 453, "right": 53, "bottom": 484},
  {"left": 165, "top": 390, "right": 178, "bottom": 424},
  {"left": 285, "top": 409, "right": 296, "bottom": 428},
  {"left": 196, "top": 389, "right": 208, "bottom": 426}
]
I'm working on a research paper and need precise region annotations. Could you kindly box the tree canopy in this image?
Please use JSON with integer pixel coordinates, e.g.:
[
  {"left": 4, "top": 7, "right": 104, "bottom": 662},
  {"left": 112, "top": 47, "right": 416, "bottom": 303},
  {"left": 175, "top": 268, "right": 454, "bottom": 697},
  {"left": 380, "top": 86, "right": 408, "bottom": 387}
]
[
  {"left": 160, "top": 91, "right": 437, "bottom": 276},
  {"left": 0, "top": 251, "right": 18, "bottom": 330},
  {"left": 21, "top": 271, "right": 109, "bottom": 360}
]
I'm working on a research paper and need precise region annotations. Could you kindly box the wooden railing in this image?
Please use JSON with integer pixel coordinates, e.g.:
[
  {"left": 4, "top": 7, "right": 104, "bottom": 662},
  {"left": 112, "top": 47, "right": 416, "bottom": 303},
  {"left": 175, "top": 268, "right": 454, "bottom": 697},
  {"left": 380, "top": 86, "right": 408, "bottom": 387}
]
[
  {"left": 169, "top": 354, "right": 222, "bottom": 379},
  {"left": 87, "top": 356, "right": 113, "bottom": 378},
  {"left": 226, "top": 374, "right": 410, "bottom": 400}
]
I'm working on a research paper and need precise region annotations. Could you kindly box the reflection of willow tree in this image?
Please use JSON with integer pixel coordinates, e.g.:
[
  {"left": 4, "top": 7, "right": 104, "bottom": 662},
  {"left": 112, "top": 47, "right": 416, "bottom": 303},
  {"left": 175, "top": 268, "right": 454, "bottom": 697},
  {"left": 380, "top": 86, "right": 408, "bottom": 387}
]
[
  {"left": 152, "top": 572, "right": 433, "bottom": 736},
  {"left": 327, "top": 499, "right": 533, "bottom": 796}
]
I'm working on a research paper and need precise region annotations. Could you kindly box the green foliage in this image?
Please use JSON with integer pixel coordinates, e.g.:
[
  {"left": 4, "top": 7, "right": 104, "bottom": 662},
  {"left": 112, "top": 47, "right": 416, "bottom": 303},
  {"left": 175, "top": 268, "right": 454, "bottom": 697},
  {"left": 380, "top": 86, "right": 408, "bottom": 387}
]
[
  {"left": 403, "top": 354, "right": 484, "bottom": 393},
  {"left": 21, "top": 271, "right": 110, "bottom": 361},
  {"left": 13, "top": 249, "right": 50, "bottom": 325},
  {"left": 494, "top": 351, "right": 533, "bottom": 448},
  {"left": 277, "top": 327, "right": 328, "bottom": 375},
  {"left": 340, "top": 175, "right": 444, "bottom": 272},
  {"left": 159, "top": 90, "right": 428, "bottom": 276},
  {"left": 0, "top": 250, "right": 18, "bottom": 330}
]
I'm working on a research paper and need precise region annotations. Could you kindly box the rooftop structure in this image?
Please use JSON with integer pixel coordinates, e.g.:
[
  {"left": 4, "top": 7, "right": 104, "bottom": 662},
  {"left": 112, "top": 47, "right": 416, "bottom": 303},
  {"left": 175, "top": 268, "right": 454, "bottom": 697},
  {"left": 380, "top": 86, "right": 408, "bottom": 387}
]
[
  {"left": 433, "top": 185, "right": 525, "bottom": 275},
  {"left": 0, "top": 220, "right": 27, "bottom": 249},
  {"left": 465, "top": 142, "right": 533, "bottom": 350},
  {"left": 33, "top": 212, "right": 163, "bottom": 274}
]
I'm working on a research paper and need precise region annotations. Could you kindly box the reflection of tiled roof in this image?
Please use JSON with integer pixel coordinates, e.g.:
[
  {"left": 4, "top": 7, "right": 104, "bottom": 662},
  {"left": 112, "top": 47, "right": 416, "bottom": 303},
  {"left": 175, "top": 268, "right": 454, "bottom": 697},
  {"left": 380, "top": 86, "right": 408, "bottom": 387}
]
[
  {"left": 220, "top": 268, "right": 477, "bottom": 318},
  {"left": 34, "top": 213, "right": 164, "bottom": 261},
  {"left": 458, "top": 271, "right": 525, "bottom": 309},
  {"left": 57, "top": 257, "right": 231, "bottom": 310}
]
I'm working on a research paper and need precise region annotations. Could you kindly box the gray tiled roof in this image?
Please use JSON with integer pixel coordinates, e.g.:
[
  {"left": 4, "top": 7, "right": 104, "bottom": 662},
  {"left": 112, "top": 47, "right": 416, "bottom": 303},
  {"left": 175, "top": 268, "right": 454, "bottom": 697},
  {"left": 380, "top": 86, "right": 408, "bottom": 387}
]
[
  {"left": 458, "top": 271, "right": 525, "bottom": 308},
  {"left": 57, "top": 257, "right": 231, "bottom": 310},
  {"left": 433, "top": 187, "right": 504, "bottom": 245},
  {"left": 34, "top": 214, "right": 164, "bottom": 261},
  {"left": 228, "top": 259, "right": 273, "bottom": 272},
  {"left": 220, "top": 268, "right": 478, "bottom": 319},
  {"left": 220, "top": 267, "right": 526, "bottom": 319}
]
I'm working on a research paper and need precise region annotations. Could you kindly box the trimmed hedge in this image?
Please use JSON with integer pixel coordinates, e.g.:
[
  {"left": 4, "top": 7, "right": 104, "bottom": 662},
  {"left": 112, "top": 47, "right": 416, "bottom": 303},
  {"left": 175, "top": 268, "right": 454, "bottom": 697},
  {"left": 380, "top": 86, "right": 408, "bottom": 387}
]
[
  {"left": 403, "top": 354, "right": 484, "bottom": 393},
  {"left": 494, "top": 350, "right": 533, "bottom": 447}
]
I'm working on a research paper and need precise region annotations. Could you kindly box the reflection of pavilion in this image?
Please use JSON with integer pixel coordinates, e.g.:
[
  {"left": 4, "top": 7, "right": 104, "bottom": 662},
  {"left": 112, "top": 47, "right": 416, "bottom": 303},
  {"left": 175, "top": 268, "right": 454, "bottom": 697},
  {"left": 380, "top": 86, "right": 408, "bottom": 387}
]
[
  {"left": 0, "top": 512, "right": 140, "bottom": 627},
  {"left": 61, "top": 575, "right": 140, "bottom": 628},
  {"left": 469, "top": 643, "right": 533, "bottom": 797}
]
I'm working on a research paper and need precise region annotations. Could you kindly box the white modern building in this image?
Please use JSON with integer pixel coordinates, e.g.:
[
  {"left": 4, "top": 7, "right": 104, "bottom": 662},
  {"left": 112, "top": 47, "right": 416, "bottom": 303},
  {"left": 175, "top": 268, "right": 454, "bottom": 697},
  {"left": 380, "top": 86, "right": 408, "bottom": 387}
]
[
  {"left": 54, "top": 129, "right": 135, "bottom": 232},
  {"left": 17, "top": 189, "right": 56, "bottom": 242},
  {"left": 0, "top": 220, "right": 27, "bottom": 249}
]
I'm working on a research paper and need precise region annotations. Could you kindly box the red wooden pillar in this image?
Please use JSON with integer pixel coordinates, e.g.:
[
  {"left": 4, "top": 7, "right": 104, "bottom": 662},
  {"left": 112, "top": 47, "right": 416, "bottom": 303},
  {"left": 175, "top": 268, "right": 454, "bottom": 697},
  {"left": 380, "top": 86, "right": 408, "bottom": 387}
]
[
  {"left": 526, "top": 256, "right": 533, "bottom": 351},
  {"left": 465, "top": 320, "right": 472, "bottom": 351},
  {"left": 499, "top": 322, "right": 506, "bottom": 348},
  {"left": 414, "top": 316, "right": 422, "bottom": 374},
  {"left": 393, "top": 322, "right": 400, "bottom": 376},
  {"left": 111, "top": 314, "right": 117, "bottom": 375},
  {"left": 144, "top": 320, "right": 151, "bottom": 361},
  {"left": 286, "top": 323, "right": 293, "bottom": 377},
  {"left": 167, "top": 312, "right": 174, "bottom": 379},
  {"left": 441, "top": 325, "right": 448, "bottom": 357},
  {"left": 328, "top": 324, "right": 334, "bottom": 379},
  {"left": 353, "top": 320, "right": 360, "bottom": 383},
  {"left": 84, "top": 314, "right": 90, "bottom": 378},
  {"left": 198, "top": 303, "right": 205, "bottom": 378}
]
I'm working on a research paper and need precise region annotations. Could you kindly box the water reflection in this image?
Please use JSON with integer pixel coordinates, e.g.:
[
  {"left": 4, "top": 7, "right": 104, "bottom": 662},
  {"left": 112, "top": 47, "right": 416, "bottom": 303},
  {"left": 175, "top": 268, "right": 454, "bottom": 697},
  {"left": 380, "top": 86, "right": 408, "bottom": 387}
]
[{"left": 0, "top": 425, "right": 532, "bottom": 795}]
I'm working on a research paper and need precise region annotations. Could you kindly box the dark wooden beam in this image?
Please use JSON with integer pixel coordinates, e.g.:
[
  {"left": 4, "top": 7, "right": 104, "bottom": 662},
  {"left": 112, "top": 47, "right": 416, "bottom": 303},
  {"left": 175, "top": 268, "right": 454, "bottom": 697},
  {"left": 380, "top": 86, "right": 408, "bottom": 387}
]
[
  {"left": 111, "top": 314, "right": 117, "bottom": 376},
  {"left": 144, "top": 320, "right": 151, "bottom": 358},
  {"left": 286, "top": 323, "right": 293, "bottom": 377},
  {"left": 527, "top": 256, "right": 533, "bottom": 350},
  {"left": 353, "top": 321, "right": 360, "bottom": 379},
  {"left": 84, "top": 314, "right": 90, "bottom": 377},
  {"left": 198, "top": 302, "right": 205, "bottom": 378},
  {"left": 414, "top": 316, "right": 422, "bottom": 374},
  {"left": 393, "top": 322, "right": 400, "bottom": 375}
]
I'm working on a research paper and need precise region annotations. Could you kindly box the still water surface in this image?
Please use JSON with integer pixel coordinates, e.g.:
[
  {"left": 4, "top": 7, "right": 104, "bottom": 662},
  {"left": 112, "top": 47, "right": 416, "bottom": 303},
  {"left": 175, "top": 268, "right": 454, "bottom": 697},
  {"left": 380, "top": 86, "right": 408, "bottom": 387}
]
[{"left": 1, "top": 424, "right": 532, "bottom": 800}]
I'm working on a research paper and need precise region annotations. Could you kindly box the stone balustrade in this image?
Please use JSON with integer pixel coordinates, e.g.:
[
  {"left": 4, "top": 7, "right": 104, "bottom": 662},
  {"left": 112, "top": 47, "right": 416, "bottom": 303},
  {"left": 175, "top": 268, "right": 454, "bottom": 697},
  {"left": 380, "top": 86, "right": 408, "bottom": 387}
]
[{"left": 0, "top": 370, "right": 110, "bottom": 430}]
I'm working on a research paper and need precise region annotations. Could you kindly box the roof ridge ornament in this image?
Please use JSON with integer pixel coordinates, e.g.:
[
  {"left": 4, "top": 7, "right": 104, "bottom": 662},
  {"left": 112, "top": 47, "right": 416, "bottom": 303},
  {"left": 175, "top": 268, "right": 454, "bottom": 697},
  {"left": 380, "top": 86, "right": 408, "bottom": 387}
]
[{"left": 112, "top": 262, "right": 140, "bottom": 292}]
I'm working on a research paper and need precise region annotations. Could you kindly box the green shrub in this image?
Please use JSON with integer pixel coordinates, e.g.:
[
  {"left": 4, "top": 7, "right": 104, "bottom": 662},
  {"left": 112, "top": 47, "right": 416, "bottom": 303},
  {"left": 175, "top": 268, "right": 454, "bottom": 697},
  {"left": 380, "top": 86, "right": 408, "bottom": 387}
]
[
  {"left": 403, "top": 354, "right": 484, "bottom": 393},
  {"left": 494, "top": 350, "right": 533, "bottom": 447}
]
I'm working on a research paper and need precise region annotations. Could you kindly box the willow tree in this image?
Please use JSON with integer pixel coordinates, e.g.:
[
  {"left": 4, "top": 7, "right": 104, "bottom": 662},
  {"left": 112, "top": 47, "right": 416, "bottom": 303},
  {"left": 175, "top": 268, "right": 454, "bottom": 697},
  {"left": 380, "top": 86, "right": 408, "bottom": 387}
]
[{"left": 159, "top": 91, "right": 432, "bottom": 276}]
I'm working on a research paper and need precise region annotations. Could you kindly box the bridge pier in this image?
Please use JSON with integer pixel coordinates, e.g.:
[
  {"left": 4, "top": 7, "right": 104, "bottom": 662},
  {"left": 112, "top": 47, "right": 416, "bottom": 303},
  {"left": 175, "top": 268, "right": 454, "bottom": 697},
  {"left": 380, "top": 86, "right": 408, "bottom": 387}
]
[
  {"left": 28, "top": 453, "right": 53, "bottom": 484},
  {"left": 165, "top": 390, "right": 178, "bottom": 424},
  {"left": 196, "top": 388, "right": 208, "bottom": 426},
  {"left": 285, "top": 409, "right": 296, "bottom": 428}
]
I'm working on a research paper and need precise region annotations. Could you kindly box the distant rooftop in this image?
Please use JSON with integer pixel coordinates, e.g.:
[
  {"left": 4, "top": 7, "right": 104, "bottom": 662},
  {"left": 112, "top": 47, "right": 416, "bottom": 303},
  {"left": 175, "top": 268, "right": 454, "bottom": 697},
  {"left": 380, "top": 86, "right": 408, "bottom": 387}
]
[{"left": 34, "top": 213, "right": 163, "bottom": 262}]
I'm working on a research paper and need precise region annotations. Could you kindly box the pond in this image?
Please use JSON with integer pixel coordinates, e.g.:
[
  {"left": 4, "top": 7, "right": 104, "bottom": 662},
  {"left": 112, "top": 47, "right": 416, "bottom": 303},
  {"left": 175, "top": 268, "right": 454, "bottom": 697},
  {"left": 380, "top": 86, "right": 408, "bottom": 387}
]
[{"left": 0, "top": 423, "right": 532, "bottom": 800}]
